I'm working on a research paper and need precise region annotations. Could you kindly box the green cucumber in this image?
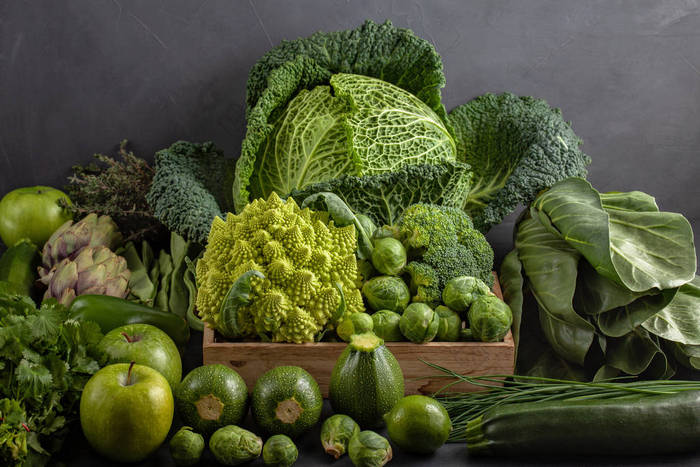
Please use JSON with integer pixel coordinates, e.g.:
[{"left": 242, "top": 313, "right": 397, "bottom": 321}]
[
  {"left": 465, "top": 390, "right": 700, "bottom": 456},
  {"left": 0, "top": 240, "right": 39, "bottom": 296},
  {"left": 68, "top": 294, "right": 190, "bottom": 345},
  {"left": 329, "top": 333, "right": 404, "bottom": 428},
  {"left": 251, "top": 366, "right": 323, "bottom": 438}
]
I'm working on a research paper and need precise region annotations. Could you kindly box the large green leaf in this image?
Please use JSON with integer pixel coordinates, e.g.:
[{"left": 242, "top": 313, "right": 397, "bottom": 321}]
[
  {"left": 605, "top": 328, "right": 671, "bottom": 377},
  {"left": 596, "top": 288, "right": 678, "bottom": 337},
  {"left": 642, "top": 276, "right": 700, "bottom": 345},
  {"left": 574, "top": 261, "right": 648, "bottom": 315},
  {"left": 533, "top": 178, "right": 696, "bottom": 292},
  {"left": 500, "top": 249, "right": 524, "bottom": 350},
  {"left": 516, "top": 216, "right": 595, "bottom": 365}
]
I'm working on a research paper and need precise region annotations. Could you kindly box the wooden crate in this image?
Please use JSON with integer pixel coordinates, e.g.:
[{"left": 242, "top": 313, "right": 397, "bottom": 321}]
[{"left": 203, "top": 274, "right": 514, "bottom": 396}]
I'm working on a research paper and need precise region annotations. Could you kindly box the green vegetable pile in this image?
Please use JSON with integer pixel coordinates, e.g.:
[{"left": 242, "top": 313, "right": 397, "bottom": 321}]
[
  {"left": 501, "top": 177, "right": 699, "bottom": 380},
  {"left": 0, "top": 293, "right": 103, "bottom": 466}
]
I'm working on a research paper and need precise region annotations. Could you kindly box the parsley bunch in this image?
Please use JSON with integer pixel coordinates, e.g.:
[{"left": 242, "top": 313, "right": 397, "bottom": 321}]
[{"left": 0, "top": 293, "right": 103, "bottom": 466}]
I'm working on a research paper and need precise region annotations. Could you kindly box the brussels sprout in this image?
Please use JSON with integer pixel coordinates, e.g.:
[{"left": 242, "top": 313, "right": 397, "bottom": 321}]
[
  {"left": 348, "top": 430, "right": 393, "bottom": 467},
  {"left": 362, "top": 276, "right": 410, "bottom": 313},
  {"left": 169, "top": 426, "right": 204, "bottom": 466},
  {"left": 337, "top": 313, "right": 374, "bottom": 342},
  {"left": 399, "top": 303, "right": 439, "bottom": 343},
  {"left": 320, "top": 414, "right": 360, "bottom": 459},
  {"left": 209, "top": 425, "right": 262, "bottom": 466},
  {"left": 371, "top": 237, "right": 407, "bottom": 276},
  {"left": 435, "top": 306, "right": 461, "bottom": 341},
  {"left": 468, "top": 295, "right": 513, "bottom": 342},
  {"left": 356, "top": 213, "right": 377, "bottom": 239},
  {"left": 262, "top": 434, "right": 298, "bottom": 466},
  {"left": 442, "top": 276, "right": 492, "bottom": 314},
  {"left": 371, "top": 310, "right": 403, "bottom": 342}
]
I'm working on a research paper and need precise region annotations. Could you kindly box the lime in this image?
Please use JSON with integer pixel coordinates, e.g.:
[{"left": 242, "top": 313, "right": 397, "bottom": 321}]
[{"left": 384, "top": 395, "right": 451, "bottom": 454}]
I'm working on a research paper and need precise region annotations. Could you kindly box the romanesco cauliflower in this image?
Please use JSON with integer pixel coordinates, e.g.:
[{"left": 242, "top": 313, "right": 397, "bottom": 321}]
[{"left": 196, "top": 192, "right": 364, "bottom": 343}]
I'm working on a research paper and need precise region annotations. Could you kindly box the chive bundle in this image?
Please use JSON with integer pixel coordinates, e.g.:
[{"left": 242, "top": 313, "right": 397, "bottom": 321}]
[{"left": 424, "top": 362, "right": 700, "bottom": 442}]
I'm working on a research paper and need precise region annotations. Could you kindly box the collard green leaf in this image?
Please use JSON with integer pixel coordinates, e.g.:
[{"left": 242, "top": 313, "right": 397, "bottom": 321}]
[
  {"left": 574, "top": 261, "right": 649, "bottom": 315},
  {"left": 533, "top": 178, "right": 696, "bottom": 292},
  {"left": 516, "top": 216, "right": 595, "bottom": 365},
  {"left": 595, "top": 288, "right": 678, "bottom": 337},
  {"left": 500, "top": 249, "right": 524, "bottom": 350},
  {"left": 605, "top": 328, "right": 671, "bottom": 377},
  {"left": 642, "top": 276, "right": 700, "bottom": 345}
]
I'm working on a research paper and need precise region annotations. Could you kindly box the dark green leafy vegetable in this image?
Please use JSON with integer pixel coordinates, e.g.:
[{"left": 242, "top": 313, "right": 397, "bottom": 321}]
[
  {"left": 0, "top": 293, "right": 103, "bottom": 466},
  {"left": 449, "top": 93, "right": 591, "bottom": 232},
  {"left": 501, "top": 177, "right": 699, "bottom": 379},
  {"left": 146, "top": 141, "right": 235, "bottom": 244}
]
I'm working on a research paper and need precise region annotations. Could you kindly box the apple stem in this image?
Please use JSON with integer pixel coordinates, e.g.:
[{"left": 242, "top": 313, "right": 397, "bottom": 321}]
[
  {"left": 121, "top": 332, "right": 134, "bottom": 343},
  {"left": 126, "top": 361, "right": 136, "bottom": 386}
]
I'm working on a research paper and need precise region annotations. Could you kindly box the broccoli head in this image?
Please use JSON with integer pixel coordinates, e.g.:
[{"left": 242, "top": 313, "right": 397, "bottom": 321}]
[
  {"left": 396, "top": 204, "right": 494, "bottom": 300},
  {"left": 146, "top": 141, "right": 235, "bottom": 244},
  {"left": 195, "top": 192, "right": 364, "bottom": 343}
]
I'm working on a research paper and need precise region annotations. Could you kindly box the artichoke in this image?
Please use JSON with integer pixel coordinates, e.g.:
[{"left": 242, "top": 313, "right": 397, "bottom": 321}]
[
  {"left": 40, "top": 246, "right": 130, "bottom": 306},
  {"left": 39, "top": 213, "right": 122, "bottom": 281}
]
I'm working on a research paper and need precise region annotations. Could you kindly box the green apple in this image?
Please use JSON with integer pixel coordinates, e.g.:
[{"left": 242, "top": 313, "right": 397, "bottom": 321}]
[
  {"left": 80, "top": 362, "right": 174, "bottom": 463},
  {"left": 98, "top": 323, "right": 182, "bottom": 389},
  {"left": 0, "top": 186, "right": 72, "bottom": 248}
]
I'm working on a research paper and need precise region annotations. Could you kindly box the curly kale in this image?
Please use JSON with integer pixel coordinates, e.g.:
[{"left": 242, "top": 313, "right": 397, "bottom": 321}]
[
  {"left": 397, "top": 204, "right": 494, "bottom": 305},
  {"left": 146, "top": 141, "right": 235, "bottom": 245},
  {"left": 288, "top": 161, "right": 472, "bottom": 227},
  {"left": 449, "top": 92, "right": 591, "bottom": 232}
]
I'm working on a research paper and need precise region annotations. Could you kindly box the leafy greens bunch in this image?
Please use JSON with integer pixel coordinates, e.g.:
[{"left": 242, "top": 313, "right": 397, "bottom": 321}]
[
  {"left": 500, "top": 177, "right": 699, "bottom": 380},
  {"left": 0, "top": 293, "right": 103, "bottom": 466}
]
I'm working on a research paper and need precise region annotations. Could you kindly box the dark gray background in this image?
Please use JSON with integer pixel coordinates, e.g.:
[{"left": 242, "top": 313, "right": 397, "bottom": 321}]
[
  {"left": 2, "top": 0, "right": 699, "bottom": 264},
  {"left": 1, "top": 1, "right": 700, "bottom": 465}
]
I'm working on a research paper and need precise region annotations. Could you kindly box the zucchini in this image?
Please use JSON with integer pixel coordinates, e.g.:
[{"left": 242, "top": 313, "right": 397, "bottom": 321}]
[
  {"left": 466, "top": 390, "right": 700, "bottom": 456},
  {"left": 68, "top": 294, "right": 190, "bottom": 345},
  {"left": 329, "top": 332, "right": 404, "bottom": 428}
]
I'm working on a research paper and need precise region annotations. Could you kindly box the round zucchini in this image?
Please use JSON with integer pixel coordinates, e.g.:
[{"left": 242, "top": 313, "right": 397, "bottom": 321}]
[
  {"left": 251, "top": 366, "right": 322, "bottom": 438},
  {"left": 175, "top": 364, "right": 248, "bottom": 436},
  {"left": 329, "top": 332, "right": 404, "bottom": 428}
]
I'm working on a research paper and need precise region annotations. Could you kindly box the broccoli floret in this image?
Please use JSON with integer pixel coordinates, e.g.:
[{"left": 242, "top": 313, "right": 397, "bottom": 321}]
[
  {"left": 403, "top": 261, "right": 442, "bottom": 306},
  {"left": 397, "top": 204, "right": 494, "bottom": 296},
  {"left": 195, "top": 193, "right": 364, "bottom": 343},
  {"left": 449, "top": 92, "right": 591, "bottom": 232},
  {"left": 146, "top": 141, "right": 235, "bottom": 244}
]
